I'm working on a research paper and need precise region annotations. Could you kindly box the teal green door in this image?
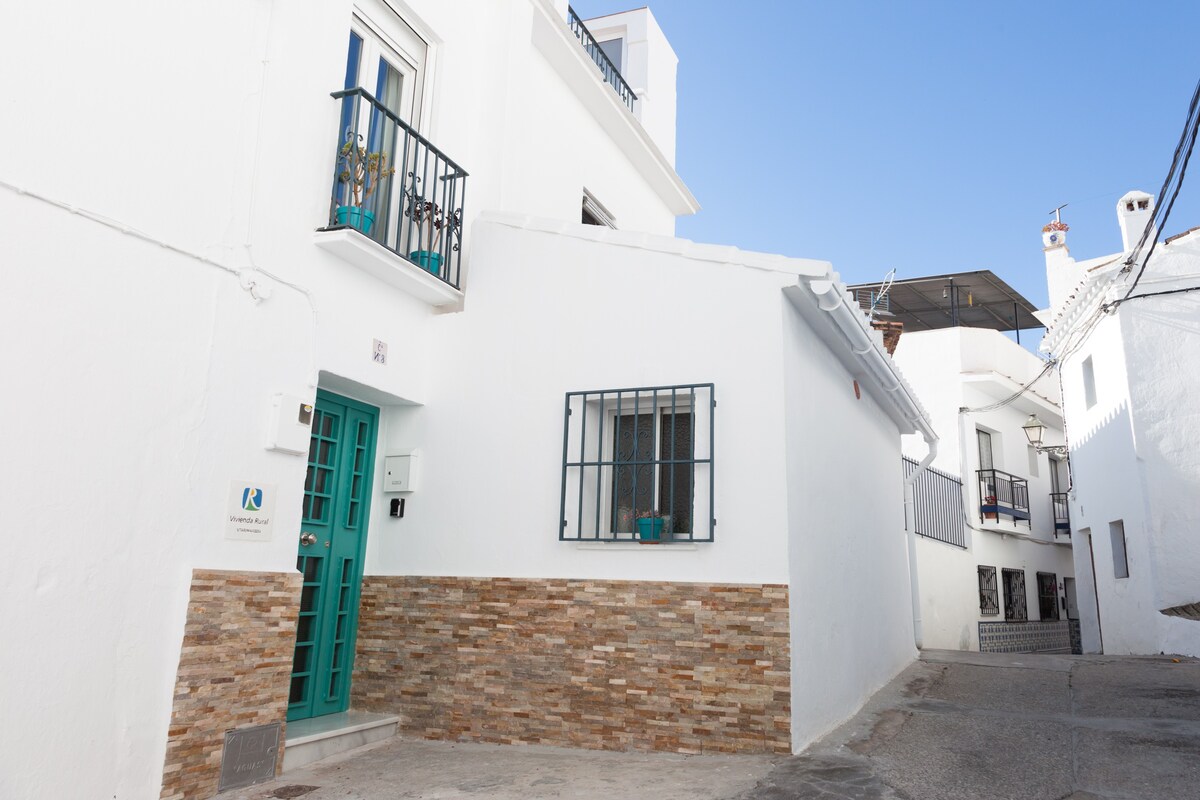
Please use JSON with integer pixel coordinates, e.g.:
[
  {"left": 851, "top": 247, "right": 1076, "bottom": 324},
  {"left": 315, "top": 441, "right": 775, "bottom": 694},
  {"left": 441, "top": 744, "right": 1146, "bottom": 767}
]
[{"left": 288, "top": 390, "right": 378, "bottom": 721}]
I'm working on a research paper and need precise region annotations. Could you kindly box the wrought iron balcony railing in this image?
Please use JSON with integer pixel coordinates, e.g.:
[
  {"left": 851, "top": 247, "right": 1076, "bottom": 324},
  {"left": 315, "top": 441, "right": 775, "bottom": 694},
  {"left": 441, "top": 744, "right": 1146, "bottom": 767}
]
[
  {"left": 1051, "top": 492, "right": 1070, "bottom": 535},
  {"left": 977, "top": 469, "right": 1030, "bottom": 525},
  {"left": 325, "top": 87, "right": 468, "bottom": 290},
  {"left": 567, "top": 6, "right": 637, "bottom": 113}
]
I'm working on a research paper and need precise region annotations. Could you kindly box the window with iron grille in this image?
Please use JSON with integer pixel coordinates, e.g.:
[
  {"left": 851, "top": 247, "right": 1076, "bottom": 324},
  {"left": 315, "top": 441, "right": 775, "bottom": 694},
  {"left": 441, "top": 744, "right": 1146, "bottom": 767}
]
[
  {"left": 1002, "top": 568, "right": 1028, "bottom": 622},
  {"left": 978, "top": 566, "right": 999, "bottom": 616},
  {"left": 559, "top": 384, "right": 714, "bottom": 543},
  {"left": 1037, "top": 572, "right": 1059, "bottom": 620}
]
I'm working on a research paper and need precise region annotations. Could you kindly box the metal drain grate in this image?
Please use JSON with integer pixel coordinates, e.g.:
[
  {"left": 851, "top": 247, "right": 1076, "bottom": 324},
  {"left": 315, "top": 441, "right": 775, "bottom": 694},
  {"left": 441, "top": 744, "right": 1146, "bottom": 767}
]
[{"left": 270, "top": 786, "right": 319, "bottom": 799}]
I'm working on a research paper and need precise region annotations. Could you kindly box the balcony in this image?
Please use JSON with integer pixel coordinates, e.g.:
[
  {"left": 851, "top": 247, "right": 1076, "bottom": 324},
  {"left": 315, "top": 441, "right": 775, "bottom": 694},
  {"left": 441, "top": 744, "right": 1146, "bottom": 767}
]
[
  {"left": 977, "top": 469, "right": 1030, "bottom": 526},
  {"left": 567, "top": 6, "right": 637, "bottom": 113},
  {"left": 1051, "top": 492, "right": 1070, "bottom": 535},
  {"left": 320, "top": 87, "right": 468, "bottom": 296}
]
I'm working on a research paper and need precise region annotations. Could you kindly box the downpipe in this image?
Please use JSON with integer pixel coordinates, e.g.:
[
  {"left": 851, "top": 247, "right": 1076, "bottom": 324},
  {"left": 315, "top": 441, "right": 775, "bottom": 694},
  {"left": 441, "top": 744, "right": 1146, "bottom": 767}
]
[{"left": 810, "top": 278, "right": 937, "bottom": 650}]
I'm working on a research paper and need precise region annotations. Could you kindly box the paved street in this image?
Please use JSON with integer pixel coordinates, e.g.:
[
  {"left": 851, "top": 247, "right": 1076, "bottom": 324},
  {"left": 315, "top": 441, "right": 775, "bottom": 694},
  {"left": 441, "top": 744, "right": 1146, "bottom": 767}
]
[{"left": 234, "top": 650, "right": 1200, "bottom": 800}]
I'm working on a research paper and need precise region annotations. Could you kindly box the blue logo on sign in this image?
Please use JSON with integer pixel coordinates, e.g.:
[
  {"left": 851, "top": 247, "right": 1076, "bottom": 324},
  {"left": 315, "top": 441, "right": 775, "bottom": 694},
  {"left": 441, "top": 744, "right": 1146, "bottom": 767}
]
[{"left": 242, "top": 487, "right": 264, "bottom": 512}]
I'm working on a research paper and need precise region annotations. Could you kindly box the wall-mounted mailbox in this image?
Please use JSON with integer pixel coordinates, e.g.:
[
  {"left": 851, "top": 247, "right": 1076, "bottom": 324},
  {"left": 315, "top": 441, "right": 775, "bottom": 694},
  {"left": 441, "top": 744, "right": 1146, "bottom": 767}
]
[
  {"left": 383, "top": 453, "right": 417, "bottom": 493},
  {"left": 266, "top": 394, "right": 313, "bottom": 455}
]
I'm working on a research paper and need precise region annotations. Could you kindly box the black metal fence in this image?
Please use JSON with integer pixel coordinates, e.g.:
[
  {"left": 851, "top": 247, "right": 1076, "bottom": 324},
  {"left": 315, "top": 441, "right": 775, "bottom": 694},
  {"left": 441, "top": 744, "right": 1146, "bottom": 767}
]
[
  {"left": 1051, "top": 492, "right": 1070, "bottom": 535},
  {"left": 977, "top": 469, "right": 1030, "bottom": 524},
  {"left": 560, "top": 384, "right": 714, "bottom": 543},
  {"left": 325, "top": 87, "right": 468, "bottom": 289},
  {"left": 567, "top": 6, "right": 638, "bottom": 112},
  {"left": 903, "top": 457, "right": 966, "bottom": 548}
]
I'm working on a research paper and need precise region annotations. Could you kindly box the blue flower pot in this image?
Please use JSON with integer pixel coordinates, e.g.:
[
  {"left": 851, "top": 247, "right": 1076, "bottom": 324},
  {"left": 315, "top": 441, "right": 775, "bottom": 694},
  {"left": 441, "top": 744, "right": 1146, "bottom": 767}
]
[
  {"left": 409, "top": 250, "right": 442, "bottom": 276},
  {"left": 636, "top": 518, "right": 665, "bottom": 541},
  {"left": 335, "top": 206, "right": 375, "bottom": 235}
]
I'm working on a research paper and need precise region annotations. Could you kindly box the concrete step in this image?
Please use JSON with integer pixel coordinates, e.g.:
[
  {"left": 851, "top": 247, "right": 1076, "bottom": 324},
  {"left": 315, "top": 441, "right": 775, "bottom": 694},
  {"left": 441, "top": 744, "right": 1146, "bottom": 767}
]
[{"left": 283, "top": 711, "right": 399, "bottom": 772}]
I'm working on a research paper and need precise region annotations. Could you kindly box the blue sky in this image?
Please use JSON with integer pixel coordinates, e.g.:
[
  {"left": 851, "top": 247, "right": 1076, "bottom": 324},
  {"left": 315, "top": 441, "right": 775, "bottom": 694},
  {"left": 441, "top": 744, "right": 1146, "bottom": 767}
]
[{"left": 573, "top": 1, "right": 1200, "bottom": 312}]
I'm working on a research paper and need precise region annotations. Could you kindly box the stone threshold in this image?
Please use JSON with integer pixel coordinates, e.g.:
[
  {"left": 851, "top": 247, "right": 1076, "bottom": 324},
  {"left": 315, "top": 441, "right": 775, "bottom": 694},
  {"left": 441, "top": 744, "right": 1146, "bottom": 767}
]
[{"left": 283, "top": 711, "right": 399, "bottom": 772}]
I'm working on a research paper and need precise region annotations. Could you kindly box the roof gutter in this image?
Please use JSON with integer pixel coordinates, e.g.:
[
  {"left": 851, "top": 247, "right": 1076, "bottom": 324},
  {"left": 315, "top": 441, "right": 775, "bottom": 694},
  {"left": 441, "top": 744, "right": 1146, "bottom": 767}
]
[{"left": 805, "top": 277, "right": 938, "bottom": 650}]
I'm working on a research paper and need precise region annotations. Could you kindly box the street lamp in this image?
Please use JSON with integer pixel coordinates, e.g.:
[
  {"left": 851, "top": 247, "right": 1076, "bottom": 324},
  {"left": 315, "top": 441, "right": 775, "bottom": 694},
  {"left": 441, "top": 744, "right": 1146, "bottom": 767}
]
[{"left": 1022, "top": 414, "right": 1068, "bottom": 455}]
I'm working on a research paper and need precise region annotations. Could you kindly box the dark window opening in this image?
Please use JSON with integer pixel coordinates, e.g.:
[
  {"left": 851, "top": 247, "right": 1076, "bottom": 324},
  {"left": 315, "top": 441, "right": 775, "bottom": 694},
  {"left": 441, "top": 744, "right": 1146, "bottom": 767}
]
[
  {"left": 1037, "top": 572, "right": 1059, "bottom": 620},
  {"left": 1002, "top": 568, "right": 1028, "bottom": 622}
]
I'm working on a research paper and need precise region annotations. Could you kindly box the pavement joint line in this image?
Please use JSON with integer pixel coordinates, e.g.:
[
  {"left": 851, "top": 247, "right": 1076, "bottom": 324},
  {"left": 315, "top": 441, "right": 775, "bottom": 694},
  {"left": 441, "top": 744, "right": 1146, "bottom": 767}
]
[
  {"left": 1068, "top": 662, "right": 1081, "bottom": 797},
  {"left": 899, "top": 697, "right": 1200, "bottom": 736}
]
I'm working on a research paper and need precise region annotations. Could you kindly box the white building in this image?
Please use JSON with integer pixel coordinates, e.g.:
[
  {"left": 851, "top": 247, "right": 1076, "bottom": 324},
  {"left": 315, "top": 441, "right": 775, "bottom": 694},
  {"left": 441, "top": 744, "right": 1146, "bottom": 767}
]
[
  {"left": 0, "top": 2, "right": 935, "bottom": 798},
  {"left": 1040, "top": 191, "right": 1200, "bottom": 657},
  {"left": 853, "top": 274, "right": 1076, "bottom": 653}
]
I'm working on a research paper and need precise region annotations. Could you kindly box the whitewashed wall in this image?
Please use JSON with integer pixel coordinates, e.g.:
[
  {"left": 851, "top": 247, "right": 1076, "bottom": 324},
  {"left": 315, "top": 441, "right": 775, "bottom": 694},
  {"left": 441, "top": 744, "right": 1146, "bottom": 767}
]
[
  {"left": 364, "top": 216, "right": 809, "bottom": 584},
  {"left": 894, "top": 328, "right": 1074, "bottom": 651},
  {"left": 781, "top": 301, "right": 916, "bottom": 749},
  {"left": 0, "top": 0, "right": 693, "bottom": 796},
  {"left": 1056, "top": 236, "right": 1200, "bottom": 656}
]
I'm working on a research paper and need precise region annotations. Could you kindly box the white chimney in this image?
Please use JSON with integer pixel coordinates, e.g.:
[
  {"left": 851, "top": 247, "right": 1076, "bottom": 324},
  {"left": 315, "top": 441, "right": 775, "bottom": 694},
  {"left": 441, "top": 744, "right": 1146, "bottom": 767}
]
[{"left": 1117, "top": 190, "right": 1155, "bottom": 252}]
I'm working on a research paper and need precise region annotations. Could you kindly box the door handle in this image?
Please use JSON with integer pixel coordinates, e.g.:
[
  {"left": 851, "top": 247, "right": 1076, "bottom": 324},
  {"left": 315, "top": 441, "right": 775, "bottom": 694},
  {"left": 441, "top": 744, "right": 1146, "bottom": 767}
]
[{"left": 300, "top": 532, "right": 317, "bottom": 547}]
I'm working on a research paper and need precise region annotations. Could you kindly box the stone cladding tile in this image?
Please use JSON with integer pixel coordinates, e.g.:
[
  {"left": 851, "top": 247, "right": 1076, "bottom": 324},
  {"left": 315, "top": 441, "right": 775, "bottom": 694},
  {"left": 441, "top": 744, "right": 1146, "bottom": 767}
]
[
  {"left": 159, "top": 569, "right": 301, "bottom": 800},
  {"left": 352, "top": 577, "right": 791, "bottom": 754}
]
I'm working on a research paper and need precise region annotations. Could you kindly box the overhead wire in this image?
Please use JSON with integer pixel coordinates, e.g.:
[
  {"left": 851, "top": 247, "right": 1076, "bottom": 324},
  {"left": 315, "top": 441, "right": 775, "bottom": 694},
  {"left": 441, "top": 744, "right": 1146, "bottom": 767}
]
[{"left": 1115, "top": 78, "right": 1200, "bottom": 304}]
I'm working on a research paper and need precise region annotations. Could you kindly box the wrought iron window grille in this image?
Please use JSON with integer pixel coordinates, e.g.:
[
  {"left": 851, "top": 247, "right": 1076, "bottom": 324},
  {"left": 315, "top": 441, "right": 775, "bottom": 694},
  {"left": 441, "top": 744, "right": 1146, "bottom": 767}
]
[
  {"left": 566, "top": 6, "right": 638, "bottom": 113},
  {"left": 559, "top": 384, "right": 715, "bottom": 543},
  {"left": 1037, "top": 572, "right": 1060, "bottom": 621},
  {"left": 1002, "top": 568, "right": 1028, "bottom": 622},
  {"left": 978, "top": 566, "right": 1000, "bottom": 616},
  {"left": 323, "top": 86, "right": 469, "bottom": 290}
]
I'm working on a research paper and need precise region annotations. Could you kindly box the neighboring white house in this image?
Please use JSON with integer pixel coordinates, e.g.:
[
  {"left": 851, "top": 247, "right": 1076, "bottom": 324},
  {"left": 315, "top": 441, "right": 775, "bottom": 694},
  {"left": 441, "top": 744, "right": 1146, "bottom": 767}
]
[
  {"left": 1039, "top": 191, "right": 1200, "bottom": 658},
  {"left": 0, "top": 2, "right": 935, "bottom": 798},
  {"left": 851, "top": 273, "right": 1076, "bottom": 653}
]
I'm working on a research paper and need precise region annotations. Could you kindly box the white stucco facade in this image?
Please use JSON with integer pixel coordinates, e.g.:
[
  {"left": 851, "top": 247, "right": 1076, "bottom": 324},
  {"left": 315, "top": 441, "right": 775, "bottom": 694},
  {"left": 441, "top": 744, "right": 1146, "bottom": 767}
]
[
  {"left": 1, "top": 2, "right": 933, "bottom": 796},
  {"left": 1041, "top": 193, "right": 1200, "bottom": 657},
  {"left": 893, "top": 327, "right": 1075, "bottom": 651}
]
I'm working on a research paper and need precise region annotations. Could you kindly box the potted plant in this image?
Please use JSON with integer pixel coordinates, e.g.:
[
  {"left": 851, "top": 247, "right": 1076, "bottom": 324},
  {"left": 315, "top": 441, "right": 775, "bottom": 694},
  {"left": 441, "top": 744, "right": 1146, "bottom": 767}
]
[
  {"left": 983, "top": 495, "right": 998, "bottom": 520},
  {"left": 404, "top": 181, "right": 462, "bottom": 276},
  {"left": 335, "top": 133, "right": 394, "bottom": 235},
  {"left": 635, "top": 510, "right": 667, "bottom": 542}
]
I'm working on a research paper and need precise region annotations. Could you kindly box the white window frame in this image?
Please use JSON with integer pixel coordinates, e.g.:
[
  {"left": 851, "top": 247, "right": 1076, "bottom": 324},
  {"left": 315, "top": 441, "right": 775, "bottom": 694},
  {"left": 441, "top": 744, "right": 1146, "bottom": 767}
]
[{"left": 582, "top": 188, "right": 617, "bottom": 229}]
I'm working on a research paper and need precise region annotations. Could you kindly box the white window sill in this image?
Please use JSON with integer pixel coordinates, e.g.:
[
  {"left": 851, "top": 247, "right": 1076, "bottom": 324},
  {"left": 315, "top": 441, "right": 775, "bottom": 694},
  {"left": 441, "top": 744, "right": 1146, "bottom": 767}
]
[
  {"left": 313, "top": 228, "right": 463, "bottom": 308},
  {"left": 574, "top": 542, "right": 699, "bottom": 551}
]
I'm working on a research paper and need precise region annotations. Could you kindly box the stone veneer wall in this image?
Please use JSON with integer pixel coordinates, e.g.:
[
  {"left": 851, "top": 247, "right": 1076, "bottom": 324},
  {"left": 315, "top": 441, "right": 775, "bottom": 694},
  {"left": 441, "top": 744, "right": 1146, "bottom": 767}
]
[
  {"left": 352, "top": 577, "right": 791, "bottom": 754},
  {"left": 160, "top": 569, "right": 301, "bottom": 800}
]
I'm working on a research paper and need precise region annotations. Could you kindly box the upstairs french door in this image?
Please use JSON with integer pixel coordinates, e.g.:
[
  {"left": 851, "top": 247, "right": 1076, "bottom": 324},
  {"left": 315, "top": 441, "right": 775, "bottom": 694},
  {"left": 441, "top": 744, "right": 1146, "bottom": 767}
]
[{"left": 339, "top": 8, "right": 428, "bottom": 243}]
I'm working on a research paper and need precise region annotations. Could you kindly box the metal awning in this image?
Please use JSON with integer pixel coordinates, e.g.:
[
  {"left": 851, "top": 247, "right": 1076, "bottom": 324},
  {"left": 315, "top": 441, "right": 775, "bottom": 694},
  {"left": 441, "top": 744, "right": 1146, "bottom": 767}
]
[{"left": 848, "top": 270, "right": 1043, "bottom": 332}]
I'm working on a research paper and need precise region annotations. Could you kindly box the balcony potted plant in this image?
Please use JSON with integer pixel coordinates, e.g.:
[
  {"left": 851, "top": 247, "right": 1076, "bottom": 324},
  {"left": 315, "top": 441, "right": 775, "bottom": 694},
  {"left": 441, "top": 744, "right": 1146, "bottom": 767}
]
[
  {"left": 404, "top": 183, "right": 462, "bottom": 277},
  {"left": 335, "top": 133, "right": 393, "bottom": 235},
  {"left": 983, "top": 494, "right": 998, "bottom": 520},
  {"left": 635, "top": 510, "right": 667, "bottom": 542}
]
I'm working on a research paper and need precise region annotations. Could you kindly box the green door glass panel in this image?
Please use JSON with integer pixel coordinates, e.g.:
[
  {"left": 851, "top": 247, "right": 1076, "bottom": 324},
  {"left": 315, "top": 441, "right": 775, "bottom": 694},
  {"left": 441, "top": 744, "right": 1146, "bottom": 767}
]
[{"left": 288, "top": 390, "right": 378, "bottom": 722}]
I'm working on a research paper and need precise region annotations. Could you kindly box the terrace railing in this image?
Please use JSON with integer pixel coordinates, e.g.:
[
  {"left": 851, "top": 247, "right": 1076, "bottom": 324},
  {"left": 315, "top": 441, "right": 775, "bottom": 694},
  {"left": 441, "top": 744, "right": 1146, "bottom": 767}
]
[
  {"left": 326, "top": 87, "right": 468, "bottom": 290},
  {"left": 903, "top": 457, "right": 966, "bottom": 548},
  {"left": 566, "top": 6, "right": 637, "bottom": 112},
  {"left": 977, "top": 469, "right": 1030, "bottom": 525},
  {"left": 1051, "top": 492, "right": 1070, "bottom": 535}
]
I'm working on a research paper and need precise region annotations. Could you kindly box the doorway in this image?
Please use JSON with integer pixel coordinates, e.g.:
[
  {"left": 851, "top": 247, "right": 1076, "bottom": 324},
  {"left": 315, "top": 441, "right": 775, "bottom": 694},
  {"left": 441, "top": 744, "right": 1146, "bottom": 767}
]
[{"left": 287, "top": 390, "right": 379, "bottom": 721}]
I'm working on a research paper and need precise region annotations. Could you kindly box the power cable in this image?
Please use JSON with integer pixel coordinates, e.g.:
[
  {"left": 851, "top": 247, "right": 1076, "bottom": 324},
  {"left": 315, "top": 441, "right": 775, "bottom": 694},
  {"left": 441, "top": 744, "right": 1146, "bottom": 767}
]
[
  {"left": 1117, "top": 78, "right": 1200, "bottom": 303},
  {"left": 959, "top": 359, "right": 1056, "bottom": 414}
]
